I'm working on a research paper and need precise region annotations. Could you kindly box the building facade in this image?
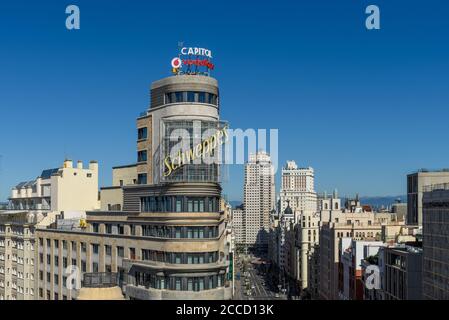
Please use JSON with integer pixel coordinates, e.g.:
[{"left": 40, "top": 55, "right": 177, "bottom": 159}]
[
  {"left": 35, "top": 73, "right": 232, "bottom": 300},
  {"left": 422, "top": 184, "right": 449, "bottom": 299},
  {"left": 243, "top": 151, "right": 275, "bottom": 253},
  {"left": 279, "top": 161, "right": 317, "bottom": 215},
  {"left": 407, "top": 169, "right": 449, "bottom": 226},
  {"left": 0, "top": 212, "right": 38, "bottom": 300}
]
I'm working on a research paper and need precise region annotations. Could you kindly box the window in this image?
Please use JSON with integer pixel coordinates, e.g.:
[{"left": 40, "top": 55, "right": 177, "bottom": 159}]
[
  {"left": 198, "top": 92, "right": 206, "bottom": 103},
  {"left": 138, "top": 174, "right": 147, "bottom": 185},
  {"left": 138, "top": 127, "right": 148, "bottom": 140},
  {"left": 92, "top": 244, "right": 99, "bottom": 254},
  {"left": 117, "top": 246, "right": 124, "bottom": 258},
  {"left": 130, "top": 248, "right": 136, "bottom": 260},
  {"left": 138, "top": 150, "right": 147, "bottom": 162},
  {"left": 187, "top": 91, "right": 195, "bottom": 102},
  {"left": 92, "top": 263, "right": 99, "bottom": 273},
  {"left": 176, "top": 197, "right": 182, "bottom": 212},
  {"left": 105, "top": 224, "right": 112, "bottom": 234},
  {"left": 81, "top": 243, "right": 86, "bottom": 252},
  {"left": 105, "top": 245, "right": 112, "bottom": 256},
  {"left": 175, "top": 92, "right": 184, "bottom": 103}
]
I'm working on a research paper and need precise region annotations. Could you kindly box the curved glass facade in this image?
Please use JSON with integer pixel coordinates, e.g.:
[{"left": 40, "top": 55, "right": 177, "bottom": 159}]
[
  {"left": 165, "top": 91, "right": 218, "bottom": 106},
  {"left": 140, "top": 196, "right": 220, "bottom": 213},
  {"left": 134, "top": 272, "right": 225, "bottom": 292}
]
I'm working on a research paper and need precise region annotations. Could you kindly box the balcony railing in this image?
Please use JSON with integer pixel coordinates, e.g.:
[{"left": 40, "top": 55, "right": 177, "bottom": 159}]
[
  {"left": 423, "top": 183, "right": 449, "bottom": 193},
  {"left": 83, "top": 272, "right": 119, "bottom": 288}
]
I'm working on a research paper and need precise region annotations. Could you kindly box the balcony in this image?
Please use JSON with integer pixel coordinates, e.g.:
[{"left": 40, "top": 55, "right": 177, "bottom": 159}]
[{"left": 83, "top": 272, "right": 119, "bottom": 288}]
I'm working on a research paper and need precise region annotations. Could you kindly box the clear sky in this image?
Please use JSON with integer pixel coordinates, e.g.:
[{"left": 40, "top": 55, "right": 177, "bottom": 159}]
[{"left": 1, "top": 0, "right": 449, "bottom": 202}]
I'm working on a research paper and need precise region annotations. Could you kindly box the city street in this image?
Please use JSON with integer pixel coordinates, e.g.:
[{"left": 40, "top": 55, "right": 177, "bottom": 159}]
[{"left": 234, "top": 255, "right": 287, "bottom": 300}]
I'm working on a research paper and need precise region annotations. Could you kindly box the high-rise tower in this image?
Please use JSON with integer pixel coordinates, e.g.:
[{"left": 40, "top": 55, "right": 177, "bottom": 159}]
[{"left": 243, "top": 151, "right": 276, "bottom": 253}]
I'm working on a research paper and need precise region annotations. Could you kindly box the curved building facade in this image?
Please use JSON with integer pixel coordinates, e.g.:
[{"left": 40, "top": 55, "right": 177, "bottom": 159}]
[
  {"left": 124, "top": 74, "right": 231, "bottom": 300},
  {"left": 34, "top": 74, "right": 232, "bottom": 301}
]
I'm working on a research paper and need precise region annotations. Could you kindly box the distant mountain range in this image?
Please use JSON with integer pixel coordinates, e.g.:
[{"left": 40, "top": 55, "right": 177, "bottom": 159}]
[
  {"left": 358, "top": 195, "right": 407, "bottom": 209},
  {"left": 228, "top": 196, "right": 407, "bottom": 210}
]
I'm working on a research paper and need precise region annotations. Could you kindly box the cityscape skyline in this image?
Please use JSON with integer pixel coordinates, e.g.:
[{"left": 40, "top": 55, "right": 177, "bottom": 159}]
[
  {"left": 1, "top": 1, "right": 449, "bottom": 304},
  {"left": 1, "top": 0, "right": 449, "bottom": 202}
]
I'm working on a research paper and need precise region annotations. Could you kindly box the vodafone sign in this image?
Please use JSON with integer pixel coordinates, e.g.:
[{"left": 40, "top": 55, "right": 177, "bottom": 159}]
[
  {"left": 171, "top": 46, "right": 214, "bottom": 76},
  {"left": 171, "top": 57, "right": 182, "bottom": 68}
]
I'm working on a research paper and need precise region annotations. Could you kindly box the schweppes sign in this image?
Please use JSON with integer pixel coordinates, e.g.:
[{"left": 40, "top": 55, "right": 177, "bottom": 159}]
[{"left": 163, "top": 125, "right": 229, "bottom": 177}]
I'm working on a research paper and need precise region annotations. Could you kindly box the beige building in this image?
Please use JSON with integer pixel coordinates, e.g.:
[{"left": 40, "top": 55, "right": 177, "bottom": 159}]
[
  {"left": 35, "top": 182, "right": 231, "bottom": 300},
  {"left": 0, "top": 159, "right": 101, "bottom": 301},
  {"left": 407, "top": 169, "right": 449, "bottom": 226},
  {"left": 0, "top": 212, "right": 39, "bottom": 300},
  {"left": 35, "top": 73, "right": 232, "bottom": 300},
  {"left": 318, "top": 208, "right": 394, "bottom": 300},
  {"left": 100, "top": 164, "right": 137, "bottom": 211}
]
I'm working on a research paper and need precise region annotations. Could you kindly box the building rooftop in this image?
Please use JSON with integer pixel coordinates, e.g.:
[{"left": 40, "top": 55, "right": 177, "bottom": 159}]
[{"left": 40, "top": 168, "right": 59, "bottom": 179}]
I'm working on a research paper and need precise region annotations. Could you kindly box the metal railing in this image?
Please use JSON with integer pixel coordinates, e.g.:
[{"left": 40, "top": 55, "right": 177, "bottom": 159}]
[{"left": 423, "top": 183, "right": 449, "bottom": 193}]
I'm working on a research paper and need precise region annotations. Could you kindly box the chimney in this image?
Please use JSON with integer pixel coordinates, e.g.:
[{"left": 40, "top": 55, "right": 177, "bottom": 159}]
[
  {"left": 77, "top": 161, "right": 83, "bottom": 169},
  {"left": 89, "top": 160, "right": 98, "bottom": 172},
  {"left": 64, "top": 159, "right": 73, "bottom": 169}
]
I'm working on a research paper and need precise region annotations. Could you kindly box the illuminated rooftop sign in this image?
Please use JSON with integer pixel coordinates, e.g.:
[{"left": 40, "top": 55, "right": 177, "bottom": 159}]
[{"left": 171, "top": 45, "right": 214, "bottom": 76}]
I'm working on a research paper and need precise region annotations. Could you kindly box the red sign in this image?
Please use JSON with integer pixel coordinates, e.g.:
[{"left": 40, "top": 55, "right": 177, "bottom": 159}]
[{"left": 182, "top": 58, "right": 214, "bottom": 70}]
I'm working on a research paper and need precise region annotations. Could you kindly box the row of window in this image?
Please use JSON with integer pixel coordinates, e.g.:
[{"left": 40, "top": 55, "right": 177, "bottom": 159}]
[
  {"left": 40, "top": 246, "right": 126, "bottom": 263},
  {"left": 141, "top": 225, "right": 219, "bottom": 239},
  {"left": 141, "top": 250, "right": 218, "bottom": 264},
  {"left": 140, "top": 196, "right": 220, "bottom": 213},
  {"left": 134, "top": 272, "right": 225, "bottom": 291},
  {"left": 165, "top": 91, "right": 218, "bottom": 106}
]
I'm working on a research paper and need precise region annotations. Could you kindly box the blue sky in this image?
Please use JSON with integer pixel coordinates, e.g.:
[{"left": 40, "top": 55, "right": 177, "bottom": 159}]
[{"left": 1, "top": 0, "right": 449, "bottom": 202}]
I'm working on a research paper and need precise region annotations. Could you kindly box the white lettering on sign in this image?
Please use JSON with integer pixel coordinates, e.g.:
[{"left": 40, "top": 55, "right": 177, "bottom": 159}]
[{"left": 181, "top": 47, "right": 212, "bottom": 58}]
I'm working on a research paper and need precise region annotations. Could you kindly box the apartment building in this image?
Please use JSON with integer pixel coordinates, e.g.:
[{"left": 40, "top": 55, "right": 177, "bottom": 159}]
[
  {"left": 0, "top": 212, "right": 38, "bottom": 300},
  {"left": 9, "top": 160, "right": 100, "bottom": 213},
  {"left": 422, "top": 184, "right": 449, "bottom": 299},
  {"left": 318, "top": 210, "right": 392, "bottom": 300}
]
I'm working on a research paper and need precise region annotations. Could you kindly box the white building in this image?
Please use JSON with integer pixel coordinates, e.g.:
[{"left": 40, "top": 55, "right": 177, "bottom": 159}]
[
  {"left": 279, "top": 161, "right": 317, "bottom": 217},
  {"left": 339, "top": 238, "right": 384, "bottom": 300},
  {"left": 243, "top": 152, "right": 275, "bottom": 253},
  {"left": 9, "top": 160, "right": 100, "bottom": 213},
  {"left": 231, "top": 207, "right": 245, "bottom": 249}
]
